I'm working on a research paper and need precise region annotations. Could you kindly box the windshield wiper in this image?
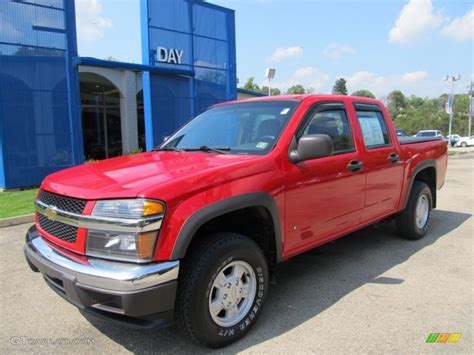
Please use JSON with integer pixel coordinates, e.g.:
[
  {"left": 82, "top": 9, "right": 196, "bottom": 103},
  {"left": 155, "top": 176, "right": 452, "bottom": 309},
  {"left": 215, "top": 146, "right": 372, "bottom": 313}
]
[
  {"left": 154, "top": 146, "right": 185, "bottom": 152},
  {"left": 155, "top": 146, "right": 231, "bottom": 154},
  {"left": 186, "top": 146, "right": 231, "bottom": 154}
]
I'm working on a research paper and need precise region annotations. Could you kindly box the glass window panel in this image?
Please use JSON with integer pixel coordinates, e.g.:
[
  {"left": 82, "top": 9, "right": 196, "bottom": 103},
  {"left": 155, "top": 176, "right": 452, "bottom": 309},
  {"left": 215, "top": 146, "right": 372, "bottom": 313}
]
[
  {"left": 356, "top": 110, "right": 391, "bottom": 148},
  {"left": 302, "top": 110, "right": 355, "bottom": 154},
  {"left": 193, "top": 4, "right": 228, "bottom": 41},
  {"left": 148, "top": 0, "right": 190, "bottom": 32},
  {"left": 149, "top": 28, "right": 192, "bottom": 69}
]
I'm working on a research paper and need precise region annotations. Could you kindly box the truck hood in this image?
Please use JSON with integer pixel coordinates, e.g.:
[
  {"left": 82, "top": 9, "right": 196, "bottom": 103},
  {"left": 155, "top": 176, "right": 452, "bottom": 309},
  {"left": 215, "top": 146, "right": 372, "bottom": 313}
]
[{"left": 42, "top": 152, "right": 262, "bottom": 200}]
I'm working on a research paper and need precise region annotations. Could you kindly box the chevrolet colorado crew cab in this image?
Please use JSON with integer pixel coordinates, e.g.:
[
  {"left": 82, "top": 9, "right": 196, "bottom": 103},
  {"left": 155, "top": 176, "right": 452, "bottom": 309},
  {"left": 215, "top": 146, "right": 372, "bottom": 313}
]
[{"left": 24, "top": 95, "right": 447, "bottom": 348}]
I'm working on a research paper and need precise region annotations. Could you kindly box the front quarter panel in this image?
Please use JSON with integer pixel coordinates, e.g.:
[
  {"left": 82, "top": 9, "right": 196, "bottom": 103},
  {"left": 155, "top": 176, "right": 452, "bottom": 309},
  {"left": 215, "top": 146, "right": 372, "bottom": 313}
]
[{"left": 151, "top": 156, "right": 286, "bottom": 261}]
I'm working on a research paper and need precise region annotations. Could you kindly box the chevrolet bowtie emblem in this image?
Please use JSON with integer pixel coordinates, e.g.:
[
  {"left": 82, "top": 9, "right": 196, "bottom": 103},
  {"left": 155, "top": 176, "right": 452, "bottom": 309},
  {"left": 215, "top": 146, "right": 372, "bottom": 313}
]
[{"left": 45, "top": 207, "right": 58, "bottom": 220}]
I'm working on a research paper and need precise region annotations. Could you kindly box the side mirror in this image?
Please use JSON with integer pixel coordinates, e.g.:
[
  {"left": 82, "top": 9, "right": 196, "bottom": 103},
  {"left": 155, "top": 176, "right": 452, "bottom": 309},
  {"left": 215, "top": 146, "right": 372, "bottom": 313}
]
[{"left": 289, "top": 134, "right": 334, "bottom": 163}]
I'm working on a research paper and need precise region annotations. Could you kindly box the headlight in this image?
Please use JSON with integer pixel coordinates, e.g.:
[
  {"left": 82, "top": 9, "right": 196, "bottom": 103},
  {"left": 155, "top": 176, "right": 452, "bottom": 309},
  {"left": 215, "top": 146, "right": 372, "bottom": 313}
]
[
  {"left": 92, "top": 199, "right": 164, "bottom": 219},
  {"left": 86, "top": 199, "right": 165, "bottom": 262}
]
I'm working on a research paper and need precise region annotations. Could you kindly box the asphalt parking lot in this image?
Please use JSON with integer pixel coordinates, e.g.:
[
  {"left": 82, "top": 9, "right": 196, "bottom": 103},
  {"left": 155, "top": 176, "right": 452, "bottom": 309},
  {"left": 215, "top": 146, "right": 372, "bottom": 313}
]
[{"left": 0, "top": 155, "right": 472, "bottom": 354}]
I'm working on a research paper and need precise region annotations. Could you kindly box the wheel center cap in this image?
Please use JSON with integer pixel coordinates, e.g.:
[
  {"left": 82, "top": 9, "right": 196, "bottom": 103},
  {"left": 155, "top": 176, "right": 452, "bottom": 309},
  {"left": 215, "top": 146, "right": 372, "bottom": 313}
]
[{"left": 223, "top": 278, "right": 241, "bottom": 308}]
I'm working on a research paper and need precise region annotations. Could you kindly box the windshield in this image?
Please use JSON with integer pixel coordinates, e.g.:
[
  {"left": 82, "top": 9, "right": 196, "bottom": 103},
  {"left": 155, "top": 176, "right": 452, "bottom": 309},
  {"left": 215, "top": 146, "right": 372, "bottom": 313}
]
[{"left": 160, "top": 101, "right": 299, "bottom": 155}]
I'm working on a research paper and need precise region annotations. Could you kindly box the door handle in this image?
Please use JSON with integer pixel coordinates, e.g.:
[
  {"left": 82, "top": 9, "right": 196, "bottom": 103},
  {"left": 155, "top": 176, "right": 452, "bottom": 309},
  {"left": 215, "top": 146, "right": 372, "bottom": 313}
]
[
  {"left": 388, "top": 153, "right": 400, "bottom": 164},
  {"left": 347, "top": 160, "right": 364, "bottom": 173}
]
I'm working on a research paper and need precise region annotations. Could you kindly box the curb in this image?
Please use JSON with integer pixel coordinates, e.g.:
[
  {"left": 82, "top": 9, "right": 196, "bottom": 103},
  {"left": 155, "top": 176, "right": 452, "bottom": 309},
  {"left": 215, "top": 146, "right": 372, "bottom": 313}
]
[
  {"left": 448, "top": 151, "right": 474, "bottom": 156},
  {"left": 0, "top": 214, "right": 35, "bottom": 228}
]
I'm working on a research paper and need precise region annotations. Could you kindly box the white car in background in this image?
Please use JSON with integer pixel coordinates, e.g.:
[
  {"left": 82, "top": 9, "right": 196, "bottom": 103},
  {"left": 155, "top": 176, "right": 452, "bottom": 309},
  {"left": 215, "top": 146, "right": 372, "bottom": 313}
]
[
  {"left": 455, "top": 136, "right": 474, "bottom": 147},
  {"left": 446, "top": 134, "right": 461, "bottom": 147},
  {"left": 415, "top": 130, "right": 443, "bottom": 138}
]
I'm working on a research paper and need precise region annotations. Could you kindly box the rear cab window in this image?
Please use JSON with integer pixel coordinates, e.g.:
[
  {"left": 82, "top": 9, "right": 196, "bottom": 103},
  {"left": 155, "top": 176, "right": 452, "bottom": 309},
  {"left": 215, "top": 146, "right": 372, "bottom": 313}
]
[{"left": 354, "top": 104, "right": 391, "bottom": 149}]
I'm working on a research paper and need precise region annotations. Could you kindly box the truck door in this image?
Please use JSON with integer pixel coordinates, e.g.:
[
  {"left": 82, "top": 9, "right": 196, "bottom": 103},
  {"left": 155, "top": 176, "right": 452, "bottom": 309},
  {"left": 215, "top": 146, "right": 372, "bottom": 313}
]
[
  {"left": 283, "top": 102, "right": 366, "bottom": 254},
  {"left": 352, "top": 103, "right": 403, "bottom": 222}
]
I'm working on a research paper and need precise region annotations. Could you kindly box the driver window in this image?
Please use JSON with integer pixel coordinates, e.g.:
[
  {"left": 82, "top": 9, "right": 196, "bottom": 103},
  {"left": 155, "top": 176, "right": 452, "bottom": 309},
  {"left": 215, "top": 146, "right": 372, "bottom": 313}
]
[{"left": 302, "top": 110, "right": 354, "bottom": 154}]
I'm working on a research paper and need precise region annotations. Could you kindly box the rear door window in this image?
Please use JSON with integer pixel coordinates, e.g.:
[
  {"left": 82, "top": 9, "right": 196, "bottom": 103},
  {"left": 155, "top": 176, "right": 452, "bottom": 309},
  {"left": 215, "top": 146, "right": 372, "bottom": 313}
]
[{"left": 356, "top": 110, "right": 391, "bottom": 148}]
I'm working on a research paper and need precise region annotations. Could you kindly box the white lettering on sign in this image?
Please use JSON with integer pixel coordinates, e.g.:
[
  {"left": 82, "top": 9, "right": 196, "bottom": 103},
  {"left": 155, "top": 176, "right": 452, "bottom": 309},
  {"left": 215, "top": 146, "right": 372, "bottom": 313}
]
[{"left": 157, "top": 47, "right": 184, "bottom": 64}]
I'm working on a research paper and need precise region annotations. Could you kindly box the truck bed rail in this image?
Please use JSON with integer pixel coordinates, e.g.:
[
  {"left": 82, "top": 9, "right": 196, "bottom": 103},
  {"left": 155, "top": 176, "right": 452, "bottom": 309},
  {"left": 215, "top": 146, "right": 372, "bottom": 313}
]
[{"left": 398, "top": 136, "right": 444, "bottom": 145}]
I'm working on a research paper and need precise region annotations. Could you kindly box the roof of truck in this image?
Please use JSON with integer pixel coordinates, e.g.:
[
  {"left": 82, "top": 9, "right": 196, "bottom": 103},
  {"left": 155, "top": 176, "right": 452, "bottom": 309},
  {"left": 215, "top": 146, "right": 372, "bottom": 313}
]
[{"left": 213, "top": 94, "right": 383, "bottom": 107}]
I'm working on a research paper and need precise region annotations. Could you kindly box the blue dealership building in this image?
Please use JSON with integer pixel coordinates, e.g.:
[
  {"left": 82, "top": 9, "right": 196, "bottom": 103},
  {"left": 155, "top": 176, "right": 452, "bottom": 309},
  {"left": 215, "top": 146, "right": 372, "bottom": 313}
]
[{"left": 0, "top": 0, "right": 256, "bottom": 189}]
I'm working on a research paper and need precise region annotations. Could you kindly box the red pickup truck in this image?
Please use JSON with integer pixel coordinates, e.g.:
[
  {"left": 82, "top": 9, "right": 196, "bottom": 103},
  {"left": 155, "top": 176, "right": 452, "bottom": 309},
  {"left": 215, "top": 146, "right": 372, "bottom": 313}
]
[{"left": 24, "top": 95, "right": 447, "bottom": 347}]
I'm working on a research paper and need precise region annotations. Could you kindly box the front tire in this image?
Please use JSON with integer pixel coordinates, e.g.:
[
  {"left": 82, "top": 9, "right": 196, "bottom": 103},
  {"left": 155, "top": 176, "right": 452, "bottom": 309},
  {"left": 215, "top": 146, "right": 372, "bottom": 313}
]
[
  {"left": 176, "top": 233, "right": 269, "bottom": 348},
  {"left": 396, "top": 181, "right": 433, "bottom": 240}
]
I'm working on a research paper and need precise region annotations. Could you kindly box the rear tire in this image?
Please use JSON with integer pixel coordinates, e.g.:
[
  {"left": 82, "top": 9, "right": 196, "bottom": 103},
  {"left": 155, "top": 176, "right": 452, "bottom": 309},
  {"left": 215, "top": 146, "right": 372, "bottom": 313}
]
[
  {"left": 396, "top": 181, "right": 433, "bottom": 240},
  {"left": 461, "top": 142, "right": 468, "bottom": 148},
  {"left": 176, "top": 233, "right": 269, "bottom": 348}
]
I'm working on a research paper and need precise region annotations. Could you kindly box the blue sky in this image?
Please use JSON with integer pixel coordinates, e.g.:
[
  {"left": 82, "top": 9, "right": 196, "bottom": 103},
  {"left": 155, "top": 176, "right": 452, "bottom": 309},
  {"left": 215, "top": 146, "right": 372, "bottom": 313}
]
[{"left": 75, "top": 0, "right": 473, "bottom": 98}]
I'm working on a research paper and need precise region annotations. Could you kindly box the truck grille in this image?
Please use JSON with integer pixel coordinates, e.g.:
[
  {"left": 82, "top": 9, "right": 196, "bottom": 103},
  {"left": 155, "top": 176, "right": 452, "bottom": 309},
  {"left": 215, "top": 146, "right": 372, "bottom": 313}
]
[
  {"left": 38, "top": 214, "right": 78, "bottom": 243},
  {"left": 38, "top": 190, "right": 87, "bottom": 214}
]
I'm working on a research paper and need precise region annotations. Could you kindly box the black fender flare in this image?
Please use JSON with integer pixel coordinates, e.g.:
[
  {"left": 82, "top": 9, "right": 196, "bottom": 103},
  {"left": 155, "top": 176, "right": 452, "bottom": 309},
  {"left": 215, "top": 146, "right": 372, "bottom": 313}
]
[
  {"left": 170, "top": 192, "right": 283, "bottom": 262},
  {"left": 402, "top": 159, "right": 437, "bottom": 209}
]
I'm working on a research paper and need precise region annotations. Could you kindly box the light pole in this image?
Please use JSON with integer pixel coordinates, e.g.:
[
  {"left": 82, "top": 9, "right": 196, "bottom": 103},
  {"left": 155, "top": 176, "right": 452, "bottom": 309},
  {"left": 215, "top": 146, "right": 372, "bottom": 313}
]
[
  {"left": 265, "top": 68, "right": 276, "bottom": 96},
  {"left": 444, "top": 74, "right": 461, "bottom": 145},
  {"left": 467, "top": 82, "right": 473, "bottom": 137}
]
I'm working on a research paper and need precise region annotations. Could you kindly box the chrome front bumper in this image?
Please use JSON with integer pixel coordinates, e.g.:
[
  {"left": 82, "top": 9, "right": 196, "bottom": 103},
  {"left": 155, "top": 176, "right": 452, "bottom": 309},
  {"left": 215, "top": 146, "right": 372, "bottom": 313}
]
[{"left": 24, "top": 225, "right": 179, "bottom": 327}]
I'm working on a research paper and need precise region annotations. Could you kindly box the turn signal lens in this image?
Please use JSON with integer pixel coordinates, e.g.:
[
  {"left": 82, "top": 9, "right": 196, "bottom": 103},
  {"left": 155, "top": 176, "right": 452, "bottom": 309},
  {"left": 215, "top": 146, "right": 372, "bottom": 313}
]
[
  {"left": 136, "top": 231, "right": 158, "bottom": 259},
  {"left": 143, "top": 200, "right": 165, "bottom": 216}
]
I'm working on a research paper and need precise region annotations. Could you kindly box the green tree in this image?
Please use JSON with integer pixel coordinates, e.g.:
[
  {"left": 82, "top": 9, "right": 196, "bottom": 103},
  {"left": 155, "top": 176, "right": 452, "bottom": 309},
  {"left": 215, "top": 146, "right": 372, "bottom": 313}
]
[
  {"left": 387, "top": 90, "right": 406, "bottom": 119},
  {"left": 396, "top": 97, "right": 449, "bottom": 135},
  {"left": 286, "top": 84, "right": 306, "bottom": 94},
  {"left": 452, "top": 94, "right": 471, "bottom": 136},
  {"left": 240, "top": 78, "right": 279, "bottom": 95},
  {"left": 407, "top": 95, "right": 425, "bottom": 109},
  {"left": 332, "top": 78, "right": 348, "bottom": 95},
  {"left": 453, "top": 93, "right": 470, "bottom": 114},
  {"left": 243, "top": 77, "right": 260, "bottom": 91},
  {"left": 384, "top": 92, "right": 471, "bottom": 137},
  {"left": 241, "top": 78, "right": 281, "bottom": 95},
  {"left": 351, "top": 89, "right": 375, "bottom": 98},
  {"left": 435, "top": 93, "right": 449, "bottom": 111},
  {"left": 261, "top": 86, "right": 281, "bottom": 96}
]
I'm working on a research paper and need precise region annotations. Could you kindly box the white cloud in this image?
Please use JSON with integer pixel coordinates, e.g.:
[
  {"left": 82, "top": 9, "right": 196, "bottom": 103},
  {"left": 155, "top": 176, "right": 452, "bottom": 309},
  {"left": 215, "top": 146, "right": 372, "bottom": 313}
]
[
  {"left": 267, "top": 46, "right": 303, "bottom": 63},
  {"left": 75, "top": 0, "right": 112, "bottom": 42},
  {"left": 442, "top": 9, "right": 474, "bottom": 42},
  {"left": 346, "top": 71, "right": 387, "bottom": 94},
  {"left": 322, "top": 43, "right": 355, "bottom": 59},
  {"left": 389, "top": 0, "right": 444, "bottom": 45},
  {"left": 401, "top": 71, "right": 429, "bottom": 83},
  {"left": 346, "top": 70, "right": 431, "bottom": 96},
  {"left": 270, "top": 66, "right": 329, "bottom": 92}
]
